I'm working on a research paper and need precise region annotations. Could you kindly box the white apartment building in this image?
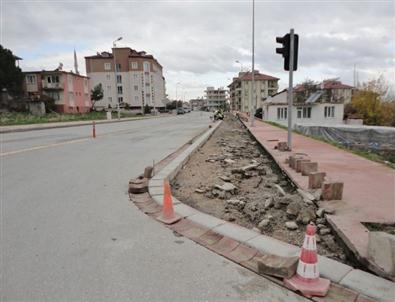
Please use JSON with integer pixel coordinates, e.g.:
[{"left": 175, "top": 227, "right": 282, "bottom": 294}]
[
  {"left": 85, "top": 47, "right": 166, "bottom": 110},
  {"left": 205, "top": 87, "right": 227, "bottom": 111},
  {"left": 228, "top": 71, "right": 279, "bottom": 113}
]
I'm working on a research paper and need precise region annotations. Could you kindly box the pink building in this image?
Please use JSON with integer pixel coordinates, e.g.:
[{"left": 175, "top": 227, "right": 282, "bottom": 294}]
[{"left": 23, "top": 68, "right": 91, "bottom": 113}]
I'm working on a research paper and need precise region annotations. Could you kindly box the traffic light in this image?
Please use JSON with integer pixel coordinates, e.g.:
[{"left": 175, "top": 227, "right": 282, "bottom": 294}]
[{"left": 276, "top": 33, "right": 299, "bottom": 71}]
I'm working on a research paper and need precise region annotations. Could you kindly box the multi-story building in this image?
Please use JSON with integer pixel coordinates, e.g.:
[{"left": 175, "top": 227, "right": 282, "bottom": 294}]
[
  {"left": 189, "top": 98, "right": 206, "bottom": 111},
  {"left": 85, "top": 47, "right": 166, "bottom": 110},
  {"left": 23, "top": 68, "right": 91, "bottom": 113},
  {"left": 205, "top": 87, "right": 227, "bottom": 111},
  {"left": 228, "top": 71, "right": 279, "bottom": 112}
]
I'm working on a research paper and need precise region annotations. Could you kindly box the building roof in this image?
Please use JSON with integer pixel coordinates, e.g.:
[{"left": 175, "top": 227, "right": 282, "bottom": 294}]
[
  {"left": 239, "top": 71, "right": 279, "bottom": 81},
  {"left": 23, "top": 69, "right": 88, "bottom": 78},
  {"left": 322, "top": 80, "right": 353, "bottom": 89}
]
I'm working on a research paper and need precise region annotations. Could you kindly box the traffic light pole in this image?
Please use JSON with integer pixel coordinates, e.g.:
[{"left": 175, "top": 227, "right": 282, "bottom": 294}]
[{"left": 287, "top": 29, "right": 295, "bottom": 150}]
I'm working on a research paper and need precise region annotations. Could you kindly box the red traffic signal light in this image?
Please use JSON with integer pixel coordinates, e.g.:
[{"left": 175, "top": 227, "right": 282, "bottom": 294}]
[{"left": 275, "top": 33, "right": 298, "bottom": 71}]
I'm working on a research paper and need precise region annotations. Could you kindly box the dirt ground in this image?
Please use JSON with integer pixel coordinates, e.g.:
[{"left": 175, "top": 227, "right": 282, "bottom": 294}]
[{"left": 172, "top": 114, "right": 348, "bottom": 263}]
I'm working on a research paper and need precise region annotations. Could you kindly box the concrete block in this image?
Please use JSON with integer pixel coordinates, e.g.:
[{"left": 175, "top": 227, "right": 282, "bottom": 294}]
[
  {"left": 212, "top": 223, "right": 259, "bottom": 243},
  {"left": 173, "top": 203, "right": 198, "bottom": 218},
  {"left": 289, "top": 155, "right": 304, "bottom": 169},
  {"left": 151, "top": 194, "right": 164, "bottom": 206},
  {"left": 257, "top": 253, "right": 299, "bottom": 278},
  {"left": 301, "top": 162, "right": 318, "bottom": 176},
  {"left": 296, "top": 159, "right": 311, "bottom": 173},
  {"left": 144, "top": 166, "right": 154, "bottom": 178},
  {"left": 187, "top": 212, "right": 225, "bottom": 229},
  {"left": 246, "top": 234, "right": 299, "bottom": 257},
  {"left": 368, "top": 231, "right": 395, "bottom": 277},
  {"left": 309, "top": 172, "right": 326, "bottom": 189},
  {"left": 340, "top": 269, "right": 395, "bottom": 302},
  {"left": 322, "top": 182, "right": 344, "bottom": 200},
  {"left": 148, "top": 186, "right": 164, "bottom": 196},
  {"left": 318, "top": 255, "right": 353, "bottom": 283}
]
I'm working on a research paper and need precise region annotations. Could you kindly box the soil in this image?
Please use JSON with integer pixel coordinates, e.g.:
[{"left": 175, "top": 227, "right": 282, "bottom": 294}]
[{"left": 172, "top": 114, "right": 348, "bottom": 263}]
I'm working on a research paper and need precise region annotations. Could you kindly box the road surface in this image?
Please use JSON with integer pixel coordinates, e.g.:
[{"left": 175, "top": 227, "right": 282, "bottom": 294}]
[{"left": 1, "top": 112, "right": 308, "bottom": 301}]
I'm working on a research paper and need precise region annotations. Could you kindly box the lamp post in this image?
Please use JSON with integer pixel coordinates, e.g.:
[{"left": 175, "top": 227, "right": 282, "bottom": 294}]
[
  {"left": 235, "top": 60, "right": 243, "bottom": 72},
  {"left": 175, "top": 82, "right": 181, "bottom": 111},
  {"left": 250, "top": 0, "right": 255, "bottom": 127},
  {"left": 113, "top": 37, "right": 122, "bottom": 120}
]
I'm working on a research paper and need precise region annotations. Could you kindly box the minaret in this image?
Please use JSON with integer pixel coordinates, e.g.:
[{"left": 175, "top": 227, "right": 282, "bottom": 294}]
[{"left": 74, "top": 49, "right": 79, "bottom": 74}]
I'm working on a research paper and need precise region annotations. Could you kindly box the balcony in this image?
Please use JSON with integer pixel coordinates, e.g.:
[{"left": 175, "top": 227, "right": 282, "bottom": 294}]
[{"left": 42, "top": 82, "right": 63, "bottom": 90}]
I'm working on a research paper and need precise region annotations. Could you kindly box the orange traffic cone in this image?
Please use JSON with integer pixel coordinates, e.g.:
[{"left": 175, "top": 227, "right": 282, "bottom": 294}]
[
  {"left": 157, "top": 180, "right": 181, "bottom": 224},
  {"left": 283, "top": 223, "right": 330, "bottom": 297}
]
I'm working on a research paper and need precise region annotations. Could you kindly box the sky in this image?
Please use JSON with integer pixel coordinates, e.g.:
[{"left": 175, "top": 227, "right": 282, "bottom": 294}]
[{"left": 1, "top": 0, "right": 394, "bottom": 100}]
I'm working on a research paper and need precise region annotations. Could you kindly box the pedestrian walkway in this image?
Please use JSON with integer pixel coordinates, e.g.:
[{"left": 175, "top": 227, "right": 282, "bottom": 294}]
[{"left": 242, "top": 118, "right": 395, "bottom": 268}]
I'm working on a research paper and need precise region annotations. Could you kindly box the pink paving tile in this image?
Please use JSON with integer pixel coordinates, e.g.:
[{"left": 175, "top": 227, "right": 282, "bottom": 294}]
[
  {"left": 226, "top": 244, "right": 258, "bottom": 263},
  {"left": 195, "top": 230, "right": 224, "bottom": 246},
  {"left": 312, "top": 283, "right": 358, "bottom": 302},
  {"left": 243, "top": 119, "right": 395, "bottom": 263},
  {"left": 170, "top": 219, "right": 208, "bottom": 240},
  {"left": 209, "top": 237, "right": 240, "bottom": 256},
  {"left": 355, "top": 294, "right": 378, "bottom": 302}
]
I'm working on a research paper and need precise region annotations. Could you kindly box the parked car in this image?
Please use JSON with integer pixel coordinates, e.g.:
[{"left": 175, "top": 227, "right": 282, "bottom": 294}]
[{"left": 177, "top": 108, "right": 185, "bottom": 115}]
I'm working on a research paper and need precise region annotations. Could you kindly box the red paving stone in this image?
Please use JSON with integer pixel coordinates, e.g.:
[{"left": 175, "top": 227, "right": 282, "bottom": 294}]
[
  {"left": 209, "top": 237, "right": 240, "bottom": 256},
  {"left": 243, "top": 119, "right": 395, "bottom": 260},
  {"left": 355, "top": 294, "right": 378, "bottom": 302},
  {"left": 227, "top": 244, "right": 258, "bottom": 263},
  {"left": 312, "top": 283, "right": 358, "bottom": 302},
  {"left": 195, "top": 230, "right": 224, "bottom": 246}
]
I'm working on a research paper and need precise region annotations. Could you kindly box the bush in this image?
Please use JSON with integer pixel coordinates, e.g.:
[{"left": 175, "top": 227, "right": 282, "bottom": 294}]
[{"left": 144, "top": 104, "right": 151, "bottom": 114}]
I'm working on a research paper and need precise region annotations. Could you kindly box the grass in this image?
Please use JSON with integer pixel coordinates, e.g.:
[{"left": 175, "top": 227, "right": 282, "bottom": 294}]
[
  {"left": 261, "top": 120, "right": 395, "bottom": 169},
  {"left": 0, "top": 111, "right": 146, "bottom": 126}
]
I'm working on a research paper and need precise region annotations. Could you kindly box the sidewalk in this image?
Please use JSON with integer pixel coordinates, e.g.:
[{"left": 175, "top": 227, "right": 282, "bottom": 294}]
[
  {"left": 0, "top": 114, "right": 166, "bottom": 133},
  {"left": 242, "top": 119, "right": 395, "bottom": 273}
]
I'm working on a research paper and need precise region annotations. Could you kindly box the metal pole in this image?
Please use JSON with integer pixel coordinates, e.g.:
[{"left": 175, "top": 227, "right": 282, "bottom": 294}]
[
  {"left": 288, "top": 28, "right": 295, "bottom": 150},
  {"left": 113, "top": 43, "right": 120, "bottom": 120},
  {"left": 250, "top": 0, "right": 255, "bottom": 127}
]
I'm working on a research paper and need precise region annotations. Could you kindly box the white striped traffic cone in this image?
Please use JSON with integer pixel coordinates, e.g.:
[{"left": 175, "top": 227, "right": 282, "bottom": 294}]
[{"left": 283, "top": 223, "right": 330, "bottom": 297}]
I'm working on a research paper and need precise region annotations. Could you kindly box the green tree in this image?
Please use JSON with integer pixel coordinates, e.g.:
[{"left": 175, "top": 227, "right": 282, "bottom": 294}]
[
  {"left": 90, "top": 83, "right": 103, "bottom": 110},
  {"left": 144, "top": 104, "right": 151, "bottom": 114},
  {"left": 0, "top": 45, "right": 23, "bottom": 96}
]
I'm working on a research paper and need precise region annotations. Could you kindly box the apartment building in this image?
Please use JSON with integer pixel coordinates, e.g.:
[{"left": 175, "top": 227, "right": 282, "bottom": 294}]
[
  {"left": 205, "top": 87, "right": 227, "bottom": 111},
  {"left": 23, "top": 68, "right": 91, "bottom": 113},
  {"left": 85, "top": 47, "right": 166, "bottom": 110},
  {"left": 228, "top": 71, "right": 279, "bottom": 112}
]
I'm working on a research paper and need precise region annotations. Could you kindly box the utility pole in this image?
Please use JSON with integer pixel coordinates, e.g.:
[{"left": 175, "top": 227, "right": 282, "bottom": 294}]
[{"left": 250, "top": 0, "right": 255, "bottom": 127}]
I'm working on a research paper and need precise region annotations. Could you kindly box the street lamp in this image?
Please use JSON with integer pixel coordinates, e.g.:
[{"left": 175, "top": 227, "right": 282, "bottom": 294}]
[
  {"left": 175, "top": 82, "right": 181, "bottom": 111},
  {"left": 113, "top": 37, "right": 122, "bottom": 120},
  {"left": 235, "top": 60, "right": 243, "bottom": 72}
]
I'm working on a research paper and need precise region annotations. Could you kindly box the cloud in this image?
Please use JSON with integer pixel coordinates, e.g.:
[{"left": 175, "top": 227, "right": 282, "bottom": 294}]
[{"left": 2, "top": 0, "right": 394, "bottom": 99}]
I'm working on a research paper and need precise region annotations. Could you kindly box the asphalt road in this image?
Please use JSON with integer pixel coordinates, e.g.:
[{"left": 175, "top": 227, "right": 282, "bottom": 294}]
[{"left": 1, "top": 112, "right": 308, "bottom": 302}]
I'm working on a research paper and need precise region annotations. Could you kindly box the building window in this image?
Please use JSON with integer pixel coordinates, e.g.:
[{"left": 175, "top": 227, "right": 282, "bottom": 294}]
[
  {"left": 143, "top": 62, "right": 150, "bottom": 72},
  {"left": 106, "top": 74, "right": 111, "bottom": 80},
  {"left": 134, "top": 74, "right": 138, "bottom": 79},
  {"left": 104, "top": 63, "right": 111, "bottom": 70},
  {"left": 118, "top": 96, "right": 123, "bottom": 103},
  {"left": 134, "top": 85, "right": 138, "bottom": 91},
  {"left": 116, "top": 63, "right": 121, "bottom": 72},
  {"left": 107, "top": 85, "right": 111, "bottom": 91},
  {"left": 134, "top": 96, "right": 139, "bottom": 102},
  {"left": 108, "top": 97, "right": 112, "bottom": 103},
  {"left": 297, "top": 107, "right": 302, "bottom": 119},
  {"left": 117, "top": 86, "right": 123, "bottom": 94},
  {"left": 303, "top": 107, "right": 312, "bottom": 118},
  {"left": 324, "top": 106, "right": 335, "bottom": 118},
  {"left": 277, "top": 107, "right": 287, "bottom": 120},
  {"left": 116, "top": 75, "right": 122, "bottom": 84},
  {"left": 26, "top": 74, "right": 36, "bottom": 84},
  {"left": 131, "top": 62, "right": 138, "bottom": 69}
]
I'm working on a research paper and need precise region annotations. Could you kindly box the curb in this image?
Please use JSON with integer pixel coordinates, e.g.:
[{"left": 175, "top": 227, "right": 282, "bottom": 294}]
[
  {"left": 144, "top": 118, "right": 395, "bottom": 302},
  {"left": 0, "top": 114, "right": 168, "bottom": 134}
]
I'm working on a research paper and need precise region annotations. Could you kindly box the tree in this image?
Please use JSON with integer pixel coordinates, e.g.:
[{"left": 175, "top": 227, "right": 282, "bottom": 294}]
[
  {"left": 144, "top": 104, "right": 151, "bottom": 114},
  {"left": 0, "top": 45, "right": 23, "bottom": 96},
  {"left": 90, "top": 83, "right": 103, "bottom": 110},
  {"left": 349, "top": 76, "right": 395, "bottom": 126}
]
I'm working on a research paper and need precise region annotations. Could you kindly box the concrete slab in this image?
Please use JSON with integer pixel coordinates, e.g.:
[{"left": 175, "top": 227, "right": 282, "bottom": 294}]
[
  {"left": 148, "top": 179, "right": 164, "bottom": 187},
  {"left": 318, "top": 255, "right": 353, "bottom": 283},
  {"left": 187, "top": 212, "right": 225, "bottom": 229},
  {"left": 173, "top": 203, "right": 199, "bottom": 218},
  {"left": 152, "top": 194, "right": 164, "bottom": 206},
  {"left": 212, "top": 223, "right": 259, "bottom": 243},
  {"left": 340, "top": 269, "right": 395, "bottom": 302},
  {"left": 245, "top": 234, "right": 299, "bottom": 257},
  {"left": 148, "top": 186, "right": 164, "bottom": 196}
]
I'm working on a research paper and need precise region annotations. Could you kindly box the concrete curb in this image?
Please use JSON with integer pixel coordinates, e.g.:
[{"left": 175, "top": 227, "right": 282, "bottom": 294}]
[
  {"left": 146, "top": 118, "right": 395, "bottom": 302},
  {"left": 0, "top": 114, "right": 168, "bottom": 133}
]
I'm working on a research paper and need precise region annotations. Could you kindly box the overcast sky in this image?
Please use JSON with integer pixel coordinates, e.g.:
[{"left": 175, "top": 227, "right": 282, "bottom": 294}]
[{"left": 1, "top": 0, "right": 394, "bottom": 99}]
